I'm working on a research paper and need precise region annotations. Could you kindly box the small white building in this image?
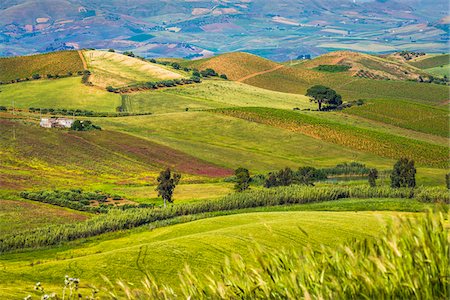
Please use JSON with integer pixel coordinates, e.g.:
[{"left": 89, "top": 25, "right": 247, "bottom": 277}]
[{"left": 40, "top": 118, "right": 74, "bottom": 128}]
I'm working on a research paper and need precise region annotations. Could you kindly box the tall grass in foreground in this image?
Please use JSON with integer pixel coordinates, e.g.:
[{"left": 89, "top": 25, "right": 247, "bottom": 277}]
[
  {"left": 28, "top": 212, "right": 449, "bottom": 299},
  {"left": 1, "top": 186, "right": 448, "bottom": 253}
]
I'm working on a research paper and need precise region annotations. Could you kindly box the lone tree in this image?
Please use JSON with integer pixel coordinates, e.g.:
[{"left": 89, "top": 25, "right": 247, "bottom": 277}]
[
  {"left": 368, "top": 168, "right": 378, "bottom": 187},
  {"left": 234, "top": 167, "right": 251, "bottom": 192},
  {"left": 156, "top": 168, "right": 181, "bottom": 207},
  {"left": 391, "top": 158, "right": 416, "bottom": 188},
  {"left": 306, "top": 85, "right": 342, "bottom": 111}
]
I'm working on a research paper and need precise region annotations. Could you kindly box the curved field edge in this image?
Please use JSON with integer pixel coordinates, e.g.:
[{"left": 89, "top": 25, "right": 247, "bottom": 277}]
[
  {"left": 213, "top": 107, "right": 449, "bottom": 168},
  {"left": 1, "top": 185, "right": 446, "bottom": 253},
  {"left": 0, "top": 210, "right": 414, "bottom": 298}
]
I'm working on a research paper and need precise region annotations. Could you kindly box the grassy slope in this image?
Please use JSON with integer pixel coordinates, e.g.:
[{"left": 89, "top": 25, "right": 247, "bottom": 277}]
[
  {"left": 409, "top": 54, "right": 450, "bottom": 69},
  {"left": 344, "top": 99, "right": 450, "bottom": 137},
  {"left": 0, "top": 210, "right": 401, "bottom": 298},
  {"left": 93, "top": 112, "right": 391, "bottom": 172},
  {"left": 301, "top": 51, "right": 427, "bottom": 80},
  {"left": 243, "top": 66, "right": 449, "bottom": 105},
  {"left": 214, "top": 107, "right": 448, "bottom": 168},
  {"left": 0, "top": 51, "right": 84, "bottom": 82},
  {"left": 0, "top": 77, "right": 121, "bottom": 112},
  {"left": 183, "top": 52, "right": 280, "bottom": 80},
  {"left": 84, "top": 50, "right": 185, "bottom": 88},
  {"left": 125, "top": 80, "right": 314, "bottom": 114},
  {"left": 0, "top": 200, "right": 89, "bottom": 236},
  {"left": 0, "top": 119, "right": 231, "bottom": 191}
]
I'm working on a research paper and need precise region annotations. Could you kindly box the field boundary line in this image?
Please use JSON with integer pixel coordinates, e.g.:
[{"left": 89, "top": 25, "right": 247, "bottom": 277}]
[
  {"left": 78, "top": 50, "right": 88, "bottom": 70},
  {"left": 237, "top": 65, "right": 284, "bottom": 82}
]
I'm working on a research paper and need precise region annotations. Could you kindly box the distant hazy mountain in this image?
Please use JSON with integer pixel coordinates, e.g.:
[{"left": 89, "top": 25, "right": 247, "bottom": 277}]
[{"left": 1, "top": 0, "right": 448, "bottom": 60}]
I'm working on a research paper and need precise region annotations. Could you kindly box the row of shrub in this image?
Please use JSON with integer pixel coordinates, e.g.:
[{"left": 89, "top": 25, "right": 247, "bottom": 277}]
[
  {"left": 27, "top": 107, "right": 152, "bottom": 117},
  {"left": 38, "top": 212, "right": 447, "bottom": 299},
  {"left": 106, "top": 77, "right": 201, "bottom": 93},
  {"left": 0, "top": 70, "right": 85, "bottom": 85},
  {"left": 3, "top": 185, "right": 447, "bottom": 253}
]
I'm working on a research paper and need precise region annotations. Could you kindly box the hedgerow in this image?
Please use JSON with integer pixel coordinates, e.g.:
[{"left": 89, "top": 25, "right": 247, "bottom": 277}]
[{"left": 1, "top": 185, "right": 447, "bottom": 253}]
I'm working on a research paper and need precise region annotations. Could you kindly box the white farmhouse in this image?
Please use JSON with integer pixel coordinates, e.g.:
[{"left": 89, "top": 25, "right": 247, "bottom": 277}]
[{"left": 40, "top": 118, "right": 74, "bottom": 128}]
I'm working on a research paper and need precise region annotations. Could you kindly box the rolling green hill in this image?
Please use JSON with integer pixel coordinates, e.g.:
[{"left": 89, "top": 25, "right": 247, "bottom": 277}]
[
  {"left": 0, "top": 210, "right": 398, "bottom": 298},
  {"left": 409, "top": 54, "right": 450, "bottom": 69},
  {"left": 242, "top": 65, "right": 449, "bottom": 105},
  {"left": 0, "top": 77, "right": 121, "bottom": 112},
  {"left": 0, "top": 118, "right": 231, "bottom": 191},
  {"left": 0, "top": 50, "right": 84, "bottom": 83}
]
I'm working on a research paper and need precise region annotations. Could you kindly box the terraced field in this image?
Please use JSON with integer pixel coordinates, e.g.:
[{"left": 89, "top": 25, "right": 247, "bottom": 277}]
[
  {"left": 0, "top": 210, "right": 399, "bottom": 298},
  {"left": 0, "top": 50, "right": 84, "bottom": 83},
  {"left": 0, "top": 77, "right": 120, "bottom": 112},
  {"left": 84, "top": 50, "right": 186, "bottom": 88}
]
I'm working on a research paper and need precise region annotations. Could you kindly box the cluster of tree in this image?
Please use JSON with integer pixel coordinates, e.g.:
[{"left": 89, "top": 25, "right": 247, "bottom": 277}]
[
  {"left": 398, "top": 51, "right": 426, "bottom": 61},
  {"left": 0, "top": 106, "right": 7, "bottom": 111},
  {"left": 123, "top": 51, "right": 136, "bottom": 57},
  {"left": 106, "top": 77, "right": 201, "bottom": 93},
  {"left": 20, "top": 189, "right": 123, "bottom": 213},
  {"left": 156, "top": 168, "right": 181, "bottom": 207},
  {"left": 70, "top": 120, "right": 101, "bottom": 131},
  {"left": 417, "top": 75, "right": 448, "bottom": 85},
  {"left": 264, "top": 167, "right": 327, "bottom": 188},
  {"left": 306, "top": 85, "right": 343, "bottom": 111},
  {"left": 81, "top": 70, "right": 92, "bottom": 86}
]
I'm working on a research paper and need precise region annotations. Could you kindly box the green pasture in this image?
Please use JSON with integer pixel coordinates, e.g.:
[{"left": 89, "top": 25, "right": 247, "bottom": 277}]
[
  {"left": 0, "top": 210, "right": 409, "bottom": 298},
  {"left": 0, "top": 77, "right": 120, "bottom": 112}
]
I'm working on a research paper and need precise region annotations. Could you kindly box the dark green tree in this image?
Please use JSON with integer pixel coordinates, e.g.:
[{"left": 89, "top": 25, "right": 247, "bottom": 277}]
[
  {"left": 390, "top": 158, "right": 416, "bottom": 188},
  {"left": 306, "top": 85, "right": 342, "bottom": 111},
  {"left": 368, "top": 168, "right": 378, "bottom": 187},
  {"left": 296, "top": 166, "right": 319, "bottom": 186},
  {"left": 32, "top": 73, "right": 41, "bottom": 80},
  {"left": 234, "top": 167, "right": 251, "bottom": 192},
  {"left": 446, "top": 173, "right": 450, "bottom": 190},
  {"left": 264, "top": 173, "right": 278, "bottom": 188},
  {"left": 70, "top": 120, "right": 83, "bottom": 131},
  {"left": 277, "top": 167, "right": 294, "bottom": 186},
  {"left": 156, "top": 168, "right": 181, "bottom": 207}
]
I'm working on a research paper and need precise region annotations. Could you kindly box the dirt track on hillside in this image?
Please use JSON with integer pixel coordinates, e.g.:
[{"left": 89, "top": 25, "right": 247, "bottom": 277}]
[
  {"left": 78, "top": 50, "right": 88, "bottom": 70},
  {"left": 237, "top": 65, "right": 284, "bottom": 82}
]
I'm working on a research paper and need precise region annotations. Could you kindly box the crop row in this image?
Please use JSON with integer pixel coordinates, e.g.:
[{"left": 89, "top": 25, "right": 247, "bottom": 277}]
[{"left": 214, "top": 107, "right": 449, "bottom": 168}]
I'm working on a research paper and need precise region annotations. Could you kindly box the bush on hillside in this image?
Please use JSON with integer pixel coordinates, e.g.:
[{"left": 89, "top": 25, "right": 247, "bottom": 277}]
[{"left": 70, "top": 120, "right": 101, "bottom": 131}]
